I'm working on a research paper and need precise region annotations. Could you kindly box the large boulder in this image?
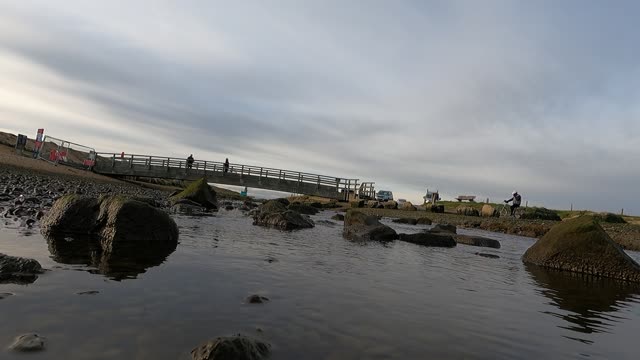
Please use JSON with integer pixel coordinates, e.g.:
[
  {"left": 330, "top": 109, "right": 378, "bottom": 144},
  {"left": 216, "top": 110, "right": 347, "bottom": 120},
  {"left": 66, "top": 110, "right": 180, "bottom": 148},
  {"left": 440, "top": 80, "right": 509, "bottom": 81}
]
[
  {"left": 41, "top": 195, "right": 179, "bottom": 252},
  {"left": 366, "top": 200, "right": 379, "bottom": 208},
  {"left": 430, "top": 205, "right": 445, "bottom": 213},
  {"left": 522, "top": 216, "right": 640, "bottom": 282},
  {"left": 288, "top": 203, "right": 319, "bottom": 215},
  {"left": 454, "top": 235, "right": 501, "bottom": 249},
  {"left": 456, "top": 206, "right": 479, "bottom": 217},
  {"left": 343, "top": 211, "right": 398, "bottom": 242},
  {"left": 398, "top": 233, "right": 456, "bottom": 247},
  {"left": 401, "top": 202, "right": 417, "bottom": 211},
  {"left": 350, "top": 200, "right": 365, "bottom": 208},
  {"left": 169, "top": 178, "right": 218, "bottom": 210},
  {"left": 481, "top": 205, "right": 498, "bottom": 217},
  {"left": 191, "top": 335, "right": 270, "bottom": 360},
  {"left": 253, "top": 200, "right": 314, "bottom": 230},
  {"left": 0, "top": 253, "right": 43, "bottom": 284}
]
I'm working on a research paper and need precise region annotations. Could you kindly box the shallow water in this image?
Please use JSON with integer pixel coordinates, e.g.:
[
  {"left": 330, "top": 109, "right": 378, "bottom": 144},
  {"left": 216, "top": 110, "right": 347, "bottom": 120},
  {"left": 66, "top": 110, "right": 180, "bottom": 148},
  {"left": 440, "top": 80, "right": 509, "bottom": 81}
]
[{"left": 1, "top": 211, "right": 640, "bottom": 359}]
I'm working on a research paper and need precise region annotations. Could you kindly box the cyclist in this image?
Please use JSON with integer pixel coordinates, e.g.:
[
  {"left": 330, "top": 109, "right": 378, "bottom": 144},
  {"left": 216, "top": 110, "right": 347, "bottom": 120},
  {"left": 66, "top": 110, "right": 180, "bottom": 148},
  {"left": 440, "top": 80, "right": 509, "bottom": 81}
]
[{"left": 504, "top": 191, "right": 522, "bottom": 217}]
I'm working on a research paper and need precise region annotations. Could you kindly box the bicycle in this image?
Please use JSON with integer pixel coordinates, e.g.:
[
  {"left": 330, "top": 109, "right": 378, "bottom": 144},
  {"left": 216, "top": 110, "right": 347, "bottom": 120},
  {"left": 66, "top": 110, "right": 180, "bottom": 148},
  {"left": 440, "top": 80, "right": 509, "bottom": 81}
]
[{"left": 498, "top": 203, "right": 524, "bottom": 219}]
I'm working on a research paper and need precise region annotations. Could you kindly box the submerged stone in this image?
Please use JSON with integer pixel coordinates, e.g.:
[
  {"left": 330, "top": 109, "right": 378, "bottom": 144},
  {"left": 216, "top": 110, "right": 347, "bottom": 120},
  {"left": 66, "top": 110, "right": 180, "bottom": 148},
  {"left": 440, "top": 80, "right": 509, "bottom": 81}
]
[
  {"left": 455, "top": 235, "right": 501, "bottom": 249},
  {"left": 398, "top": 232, "right": 456, "bottom": 247},
  {"left": 253, "top": 200, "right": 314, "bottom": 230},
  {"left": 0, "top": 253, "right": 43, "bottom": 284}
]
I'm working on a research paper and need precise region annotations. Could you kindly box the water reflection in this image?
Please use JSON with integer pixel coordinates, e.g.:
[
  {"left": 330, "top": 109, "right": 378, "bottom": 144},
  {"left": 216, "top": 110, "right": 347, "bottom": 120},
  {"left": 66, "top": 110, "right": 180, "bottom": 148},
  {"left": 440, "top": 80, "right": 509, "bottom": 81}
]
[
  {"left": 526, "top": 264, "right": 640, "bottom": 340},
  {"left": 45, "top": 234, "right": 176, "bottom": 281}
]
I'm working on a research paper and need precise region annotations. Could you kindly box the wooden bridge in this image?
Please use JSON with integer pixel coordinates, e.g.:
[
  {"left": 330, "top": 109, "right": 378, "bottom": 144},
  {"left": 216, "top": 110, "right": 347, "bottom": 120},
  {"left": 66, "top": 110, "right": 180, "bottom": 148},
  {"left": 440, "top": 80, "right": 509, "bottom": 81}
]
[{"left": 93, "top": 153, "right": 360, "bottom": 200}]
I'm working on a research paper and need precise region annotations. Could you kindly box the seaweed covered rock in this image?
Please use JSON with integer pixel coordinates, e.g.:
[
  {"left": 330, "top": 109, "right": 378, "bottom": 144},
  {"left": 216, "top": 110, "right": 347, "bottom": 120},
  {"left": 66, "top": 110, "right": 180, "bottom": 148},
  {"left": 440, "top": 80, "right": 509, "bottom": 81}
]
[
  {"left": 169, "top": 178, "right": 218, "bottom": 210},
  {"left": 191, "top": 335, "right": 270, "bottom": 360},
  {"left": 392, "top": 218, "right": 418, "bottom": 225},
  {"left": 253, "top": 200, "right": 314, "bottom": 230},
  {"left": 0, "top": 253, "right": 44, "bottom": 284},
  {"left": 343, "top": 211, "right": 398, "bottom": 242},
  {"left": 416, "top": 217, "right": 433, "bottom": 225},
  {"left": 398, "top": 232, "right": 456, "bottom": 247},
  {"left": 454, "top": 235, "right": 501, "bottom": 249},
  {"left": 41, "top": 195, "right": 179, "bottom": 249},
  {"left": 288, "top": 203, "right": 319, "bottom": 215},
  {"left": 456, "top": 206, "right": 479, "bottom": 217},
  {"left": 520, "top": 207, "right": 561, "bottom": 221},
  {"left": 522, "top": 216, "right": 640, "bottom": 282}
]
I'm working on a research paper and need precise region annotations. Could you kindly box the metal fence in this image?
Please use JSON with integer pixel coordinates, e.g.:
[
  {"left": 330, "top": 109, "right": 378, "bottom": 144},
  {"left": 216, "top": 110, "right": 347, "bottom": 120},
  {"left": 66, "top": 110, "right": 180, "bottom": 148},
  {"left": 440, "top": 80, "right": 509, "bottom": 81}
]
[{"left": 38, "top": 136, "right": 96, "bottom": 169}]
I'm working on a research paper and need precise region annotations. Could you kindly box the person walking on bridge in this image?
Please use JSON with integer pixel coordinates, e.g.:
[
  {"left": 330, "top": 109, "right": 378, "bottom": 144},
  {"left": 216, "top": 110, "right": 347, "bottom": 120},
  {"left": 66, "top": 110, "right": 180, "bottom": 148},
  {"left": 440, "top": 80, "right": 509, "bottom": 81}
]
[
  {"left": 223, "top": 158, "right": 229, "bottom": 173},
  {"left": 187, "top": 154, "right": 194, "bottom": 169}
]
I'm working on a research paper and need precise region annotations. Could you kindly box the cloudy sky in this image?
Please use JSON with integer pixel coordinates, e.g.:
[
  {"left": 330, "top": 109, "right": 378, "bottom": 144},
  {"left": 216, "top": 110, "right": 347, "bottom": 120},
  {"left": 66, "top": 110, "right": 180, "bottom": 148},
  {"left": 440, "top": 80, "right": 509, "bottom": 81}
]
[{"left": 0, "top": 0, "right": 638, "bottom": 213}]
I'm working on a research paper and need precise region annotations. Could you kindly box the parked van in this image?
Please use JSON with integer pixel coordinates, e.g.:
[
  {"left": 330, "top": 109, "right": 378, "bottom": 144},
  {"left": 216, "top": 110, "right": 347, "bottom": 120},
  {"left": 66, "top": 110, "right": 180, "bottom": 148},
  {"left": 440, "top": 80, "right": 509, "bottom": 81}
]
[{"left": 376, "top": 190, "right": 394, "bottom": 202}]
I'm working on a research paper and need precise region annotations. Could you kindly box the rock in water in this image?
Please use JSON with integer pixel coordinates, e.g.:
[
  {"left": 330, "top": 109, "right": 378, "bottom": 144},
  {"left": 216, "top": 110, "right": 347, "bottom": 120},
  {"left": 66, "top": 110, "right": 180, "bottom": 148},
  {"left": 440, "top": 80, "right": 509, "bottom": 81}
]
[
  {"left": 191, "top": 335, "right": 270, "bottom": 360},
  {"left": 41, "top": 195, "right": 179, "bottom": 250},
  {"left": 398, "top": 233, "right": 456, "bottom": 247},
  {"left": 253, "top": 200, "right": 314, "bottom": 230},
  {"left": 522, "top": 216, "right": 640, "bottom": 282},
  {"left": 331, "top": 214, "right": 345, "bottom": 221},
  {"left": 287, "top": 203, "right": 319, "bottom": 215},
  {"left": 246, "top": 294, "right": 269, "bottom": 304},
  {"left": 430, "top": 224, "right": 457, "bottom": 234},
  {"left": 416, "top": 217, "right": 433, "bottom": 225},
  {"left": 392, "top": 218, "right": 418, "bottom": 225},
  {"left": 454, "top": 235, "right": 501, "bottom": 249},
  {"left": 343, "top": 211, "right": 398, "bottom": 242},
  {"left": 9, "top": 333, "right": 45, "bottom": 352},
  {"left": 169, "top": 177, "right": 218, "bottom": 210},
  {"left": 0, "top": 253, "right": 43, "bottom": 284}
]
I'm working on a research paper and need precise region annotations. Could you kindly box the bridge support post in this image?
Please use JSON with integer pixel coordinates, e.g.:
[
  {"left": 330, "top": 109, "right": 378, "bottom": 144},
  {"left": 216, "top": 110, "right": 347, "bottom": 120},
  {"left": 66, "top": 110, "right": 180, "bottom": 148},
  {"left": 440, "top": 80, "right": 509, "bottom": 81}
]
[
  {"left": 130, "top": 155, "right": 134, "bottom": 169},
  {"left": 111, "top": 154, "right": 115, "bottom": 169}
]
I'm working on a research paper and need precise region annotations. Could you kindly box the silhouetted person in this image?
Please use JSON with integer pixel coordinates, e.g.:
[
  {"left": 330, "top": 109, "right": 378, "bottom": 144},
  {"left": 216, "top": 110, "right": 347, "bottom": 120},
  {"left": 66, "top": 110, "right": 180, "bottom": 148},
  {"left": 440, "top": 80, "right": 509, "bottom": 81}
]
[
  {"left": 223, "top": 158, "right": 229, "bottom": 173},
  {"left": 187, "top": 154, "right": 194, "bottom": 169}
]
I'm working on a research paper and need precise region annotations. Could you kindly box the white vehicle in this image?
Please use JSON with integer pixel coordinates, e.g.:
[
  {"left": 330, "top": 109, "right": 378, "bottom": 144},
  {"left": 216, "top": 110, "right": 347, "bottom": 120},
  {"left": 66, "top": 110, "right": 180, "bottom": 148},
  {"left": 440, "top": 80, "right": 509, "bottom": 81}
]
[{"left": 376, "top": 190, "right": 394, "bottom": 202}]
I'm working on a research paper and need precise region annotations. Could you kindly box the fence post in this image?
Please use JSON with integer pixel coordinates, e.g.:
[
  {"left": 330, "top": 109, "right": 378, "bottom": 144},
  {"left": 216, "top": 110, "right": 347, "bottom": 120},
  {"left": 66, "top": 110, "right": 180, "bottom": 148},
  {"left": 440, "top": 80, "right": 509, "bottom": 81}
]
[
  {"left": 259, "top": 167, "right": 263, "bottom": 183},
  {"left": 317, "top": 175, "right": 320, "bottom": 189},
  {"left": 112, "top": 154, "right": 115, "bottom": 169},
  {"left": 148, "top": 156, "right": 152, "bottom": 170},
  {"left": 621, "top": 208, "right": 624, "bottom": 215},
  {"left": 203, "top": 161, "right": 207, "bottom": 176},
  {"left": 167, "top": 158, "right": 170, "bottom": 171}
]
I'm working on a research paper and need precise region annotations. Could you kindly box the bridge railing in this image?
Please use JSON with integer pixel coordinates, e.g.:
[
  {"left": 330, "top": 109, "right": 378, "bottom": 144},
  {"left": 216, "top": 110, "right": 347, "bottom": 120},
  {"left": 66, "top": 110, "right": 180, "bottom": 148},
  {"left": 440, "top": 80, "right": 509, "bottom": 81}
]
[{"left": 95, "top": 153, "right": 359, "bottom": 192}]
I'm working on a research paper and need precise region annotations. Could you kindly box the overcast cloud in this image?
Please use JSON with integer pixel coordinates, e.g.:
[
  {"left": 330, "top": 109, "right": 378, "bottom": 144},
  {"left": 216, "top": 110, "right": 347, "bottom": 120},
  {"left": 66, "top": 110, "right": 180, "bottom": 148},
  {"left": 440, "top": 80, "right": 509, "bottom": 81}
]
[{"left": 0, "top": 0, "right": 638, "bottom": 213}]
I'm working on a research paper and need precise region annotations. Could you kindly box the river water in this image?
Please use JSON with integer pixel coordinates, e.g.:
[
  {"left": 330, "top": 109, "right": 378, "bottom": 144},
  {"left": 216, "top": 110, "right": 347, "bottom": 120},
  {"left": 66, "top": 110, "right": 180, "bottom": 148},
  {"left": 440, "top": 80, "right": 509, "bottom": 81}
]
[{"left": 1, "top": 210, "right": 640, "bottom": 359}]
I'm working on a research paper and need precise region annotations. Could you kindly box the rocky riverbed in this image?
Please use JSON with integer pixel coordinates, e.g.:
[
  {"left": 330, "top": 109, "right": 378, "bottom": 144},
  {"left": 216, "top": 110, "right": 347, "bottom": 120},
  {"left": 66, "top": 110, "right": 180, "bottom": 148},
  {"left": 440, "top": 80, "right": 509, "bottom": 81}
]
[{"left": 0, "top": 164, "right": 171, "bottom": 231}]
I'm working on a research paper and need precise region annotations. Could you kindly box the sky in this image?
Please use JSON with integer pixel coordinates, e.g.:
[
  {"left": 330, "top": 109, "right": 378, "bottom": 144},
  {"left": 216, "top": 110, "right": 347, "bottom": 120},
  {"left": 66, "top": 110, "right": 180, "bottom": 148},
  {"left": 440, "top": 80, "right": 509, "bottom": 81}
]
[{"left": 0, "top": 0, "right": 638, "bottom": 214}]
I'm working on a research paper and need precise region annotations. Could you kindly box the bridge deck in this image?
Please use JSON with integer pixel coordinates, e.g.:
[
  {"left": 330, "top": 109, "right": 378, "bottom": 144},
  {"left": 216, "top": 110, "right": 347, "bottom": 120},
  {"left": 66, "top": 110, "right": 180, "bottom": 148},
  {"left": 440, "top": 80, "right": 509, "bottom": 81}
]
[{"left": 93, "top": 153, "right": 359, "bottom": 200}]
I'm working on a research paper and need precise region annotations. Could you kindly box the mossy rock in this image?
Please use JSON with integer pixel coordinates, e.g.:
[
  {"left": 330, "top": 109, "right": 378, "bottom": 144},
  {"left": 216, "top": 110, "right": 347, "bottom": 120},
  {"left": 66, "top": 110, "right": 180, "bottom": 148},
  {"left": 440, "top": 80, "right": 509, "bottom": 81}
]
[
  {"left": 169, "top": 178, "right": 217, "bottom": 210},
  {"left": 191, "top": 335, "right": 270, "bottom": 360},
  {"left": 253, "top": 200, "right": 314, "bottom": 230},
  {"left": 343, "top": 211, "right": 398, "bottom": 241},
  {"left": 392, "top": 218, "right": 418, "bottom": 225},
  {"left": 288, "top": 203, "right": 319, "bottom": 215},
  {"left": 520, "top": 207, "right": 561, "bottom": 221},
  {"left": 522, "top": 216, "right": 640, "bottom": 282}
]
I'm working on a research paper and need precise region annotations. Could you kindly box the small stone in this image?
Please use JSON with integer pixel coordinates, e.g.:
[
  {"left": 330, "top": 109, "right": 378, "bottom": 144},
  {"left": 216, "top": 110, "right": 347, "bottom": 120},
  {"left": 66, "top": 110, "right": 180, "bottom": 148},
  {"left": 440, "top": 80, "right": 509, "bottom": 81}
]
[
  {"left": 475, "top": 252, "right": 500, "bottom": 259},
  {"left": 9, "top": 333, "right": 45, "bottom": 352},
  {"left": 0, "top": 292, "right": 14, "bottom": 300},
  {"left": 246, "top": 294, "right": 269, "bottom": 304},
  {"left": 76, "top": 290, "right": 100, "bottom": 295}
]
